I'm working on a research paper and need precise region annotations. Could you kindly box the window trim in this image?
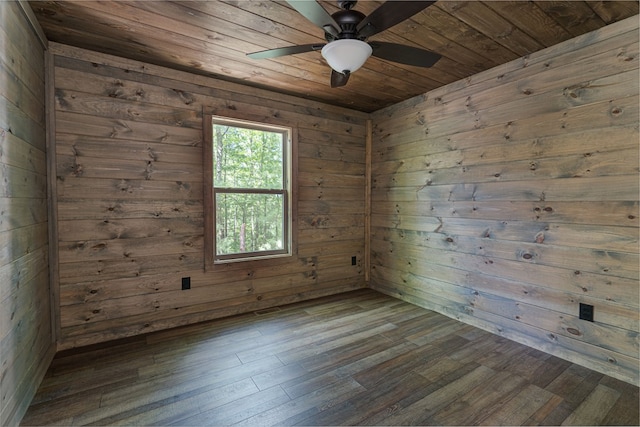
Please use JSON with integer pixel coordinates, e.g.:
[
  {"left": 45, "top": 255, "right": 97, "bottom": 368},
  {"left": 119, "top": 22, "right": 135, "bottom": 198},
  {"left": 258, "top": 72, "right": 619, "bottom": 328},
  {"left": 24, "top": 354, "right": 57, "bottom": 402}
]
[{"left": 203, "top": 112, "right": 297, "bottom": 269}]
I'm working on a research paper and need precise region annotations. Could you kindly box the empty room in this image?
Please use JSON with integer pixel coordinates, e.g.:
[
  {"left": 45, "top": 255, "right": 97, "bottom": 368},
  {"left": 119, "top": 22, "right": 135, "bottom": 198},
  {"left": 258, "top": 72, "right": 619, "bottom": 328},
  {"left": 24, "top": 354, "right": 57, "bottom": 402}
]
[{"left": 2, "top": 1, "right": 639, "bottom": 425}]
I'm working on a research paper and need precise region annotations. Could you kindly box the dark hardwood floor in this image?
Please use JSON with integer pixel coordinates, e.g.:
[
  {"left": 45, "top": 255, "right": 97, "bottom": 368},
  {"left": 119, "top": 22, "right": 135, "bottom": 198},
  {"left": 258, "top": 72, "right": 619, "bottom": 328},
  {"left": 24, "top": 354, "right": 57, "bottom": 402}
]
[{"left": 21, "top": 289, "right": 639, "bottom": 426}]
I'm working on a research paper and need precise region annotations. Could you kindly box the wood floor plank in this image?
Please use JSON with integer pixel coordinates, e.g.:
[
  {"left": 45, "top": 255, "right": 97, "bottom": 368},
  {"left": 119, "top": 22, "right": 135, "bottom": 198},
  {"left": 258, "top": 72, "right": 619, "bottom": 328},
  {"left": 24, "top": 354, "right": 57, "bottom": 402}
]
[
  {"left": 478, "top": 383, "right": 557, "bottom": 426},
  {"left": 432, "top": 370, "right": 529, "bottom": 426},
  {"left": 352, "top": 333, "right": 469, "bottom": 390},
  {"left": 89, "top": 356, "right": 284, "bottom": 425},
  {"left": 235, "top": 303, "right": 399, "bottom": 364},
  {"left": 19, "top": 393, "right": 102, "bottom": 426},
  {"left": 530, "top": 354, "right": 573, "bottom": 389},
  {"left": 298, "top": 368, "right": 434, "bottom": 426},
  {"left": 21, "top": 289, "right": 639, "bottom": 426},
  {"left": 137, "top": 351, "right": 242, "bottom": 380},
  {"left": 251, "top": 363, "right": 309, "bottom": 391},
  {"left": 297, "top": 333, "right": 395, "bottom": 374},
  {"left": 174, "top": 385, "right": 291, "bottom": 426},
  {"left": 377, "top": 365, "right": 498, "bottom": 425},
  {"left": 523, "top": 394, "right": 565, "bottom": 426},
  {"left": 235, "top": 378, "right": 366, "bottom": 427},
  {"left": 413, "top": 356, "right": 466, "bottom": 383},
  {"left": 282, "top": 341, "right": 418, "bottom": 402},
  {"left": 275, "top": 322, "right": 398, "bottom": 366},
  {"left": 599, "top": 376, "right": 640, "bottom": 425},
  {"left": 98, "top": 377, "right": 258, "bottom": 426},
  {"left": 545, "top": 363, "right": 595, "bottom": 397},
  {"left": 562, "top": 370, "right": 606, "bottom": 409},
  {"left": 561, "top": 384, "right": 621, "bottom": 426},
  {"left": 360, "top": 359, "right": 485, "bottom": 426}
]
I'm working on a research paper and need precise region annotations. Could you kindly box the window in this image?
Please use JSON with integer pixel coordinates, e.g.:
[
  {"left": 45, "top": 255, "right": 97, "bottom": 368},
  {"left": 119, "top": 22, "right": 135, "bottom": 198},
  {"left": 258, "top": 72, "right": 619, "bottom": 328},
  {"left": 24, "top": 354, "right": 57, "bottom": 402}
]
[{"left": 204, "top": 115, "right": 292, "bottom": 264}]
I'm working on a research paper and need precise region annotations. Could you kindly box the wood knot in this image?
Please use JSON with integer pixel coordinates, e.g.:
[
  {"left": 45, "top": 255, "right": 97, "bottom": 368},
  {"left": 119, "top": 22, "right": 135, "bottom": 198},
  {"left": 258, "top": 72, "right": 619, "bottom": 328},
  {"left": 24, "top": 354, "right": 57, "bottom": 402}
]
[
  {"left": 567, "top": 327, "right": 581, "bottom": 336},
  {"left": 616, "top": 51, "right": 634, "bottom": 62}
]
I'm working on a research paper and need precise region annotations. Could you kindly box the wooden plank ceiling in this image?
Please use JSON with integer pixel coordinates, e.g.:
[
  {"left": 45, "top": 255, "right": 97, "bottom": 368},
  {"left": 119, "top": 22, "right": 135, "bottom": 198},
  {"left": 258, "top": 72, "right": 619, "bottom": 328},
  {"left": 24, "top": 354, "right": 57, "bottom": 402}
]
[{"left": 29, "top": 1, "right": 638, "bottom": 112}]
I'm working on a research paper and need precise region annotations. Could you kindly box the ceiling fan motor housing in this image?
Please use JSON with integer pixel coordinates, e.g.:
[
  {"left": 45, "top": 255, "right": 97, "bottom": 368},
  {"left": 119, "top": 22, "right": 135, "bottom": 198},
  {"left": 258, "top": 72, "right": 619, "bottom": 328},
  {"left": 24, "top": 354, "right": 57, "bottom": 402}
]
[{"left": 326, "top": 9, "right": 366, "bottom": 41}]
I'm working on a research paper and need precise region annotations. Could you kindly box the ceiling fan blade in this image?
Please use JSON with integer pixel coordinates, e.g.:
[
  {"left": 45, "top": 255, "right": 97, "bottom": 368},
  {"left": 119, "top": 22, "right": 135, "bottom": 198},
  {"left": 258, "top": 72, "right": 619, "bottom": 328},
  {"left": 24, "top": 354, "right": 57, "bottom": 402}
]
[
  {"left": 370, "top": 42, "right": 441, "bottom": 67},
  {"left": 286, "top": 1, "right": 340, "bottom": 37},
  {"left": 247, "top": 44, "right": 325, "bottom": 59},
  {"left": 330, "top": 70, "right": 350, "bottom": 88},
  {"left": 357, "top": 1, "right": 436, "bottom": 38}
]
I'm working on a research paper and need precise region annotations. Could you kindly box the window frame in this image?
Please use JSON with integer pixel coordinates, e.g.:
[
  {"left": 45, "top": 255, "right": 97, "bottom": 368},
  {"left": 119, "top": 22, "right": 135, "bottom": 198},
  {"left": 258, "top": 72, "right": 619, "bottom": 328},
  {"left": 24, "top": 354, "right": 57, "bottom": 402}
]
[{"left": 203, "top": 113, "right": 295, "bottom": 268}]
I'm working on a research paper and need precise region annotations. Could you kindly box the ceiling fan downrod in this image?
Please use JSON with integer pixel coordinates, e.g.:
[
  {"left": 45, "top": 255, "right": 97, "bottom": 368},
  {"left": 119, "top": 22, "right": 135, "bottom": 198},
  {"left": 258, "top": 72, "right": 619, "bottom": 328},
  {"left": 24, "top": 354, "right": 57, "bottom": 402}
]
[{"left": 337, "top": 0, "right": 357, "bottom": 10}]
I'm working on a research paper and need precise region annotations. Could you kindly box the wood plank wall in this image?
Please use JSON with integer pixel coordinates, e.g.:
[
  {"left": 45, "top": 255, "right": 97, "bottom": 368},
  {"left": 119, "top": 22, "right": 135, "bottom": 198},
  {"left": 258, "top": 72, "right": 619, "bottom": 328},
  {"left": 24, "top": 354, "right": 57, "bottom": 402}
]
[
  {"left": 369, "top": 16, "right": 639, "bottom": 385},
  {"left": 49, "top": 43, "right": 368, "bottom": 350},
  {"left": 0, "top": 2, "right": 53, "bottom": 426}
]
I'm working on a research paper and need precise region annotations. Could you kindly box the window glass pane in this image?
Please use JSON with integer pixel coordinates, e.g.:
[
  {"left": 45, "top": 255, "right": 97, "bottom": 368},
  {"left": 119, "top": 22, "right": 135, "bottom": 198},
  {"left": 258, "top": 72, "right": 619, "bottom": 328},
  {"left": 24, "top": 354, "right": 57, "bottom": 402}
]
[
  {"left": 215, "top": 193, "right": 285, "bottom": 256},
  {"left": 213, "top": 124, "right": 283, "bottom": 190}
]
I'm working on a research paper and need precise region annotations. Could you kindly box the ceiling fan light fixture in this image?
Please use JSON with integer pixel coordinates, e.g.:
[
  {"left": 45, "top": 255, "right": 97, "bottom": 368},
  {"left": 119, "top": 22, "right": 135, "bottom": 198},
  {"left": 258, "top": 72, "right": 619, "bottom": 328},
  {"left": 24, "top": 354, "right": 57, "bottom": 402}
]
[{"left": 321, "top": 39, "right": 372, "bottom": 74}]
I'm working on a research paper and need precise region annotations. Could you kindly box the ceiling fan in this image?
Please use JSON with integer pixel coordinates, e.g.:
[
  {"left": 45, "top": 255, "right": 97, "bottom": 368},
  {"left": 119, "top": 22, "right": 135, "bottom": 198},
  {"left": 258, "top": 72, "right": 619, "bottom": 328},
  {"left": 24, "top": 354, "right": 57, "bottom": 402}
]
[{"left": 247, "top": 0, "right": 442, "bottom": 88}]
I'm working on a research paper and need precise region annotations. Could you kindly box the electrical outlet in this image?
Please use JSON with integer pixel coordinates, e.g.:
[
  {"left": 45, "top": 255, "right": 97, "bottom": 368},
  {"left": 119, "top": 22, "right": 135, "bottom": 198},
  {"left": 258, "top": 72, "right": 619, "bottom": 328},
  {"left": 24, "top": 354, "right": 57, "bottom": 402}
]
[
  {"left": 579, "top": 303, "right": 594, "bottom": 322},
  {"left": 181, "top": 277, "right": 191, "bottom": 290},
  {"left": 351, "top": 256, "right": 357, "bottom": 266}
]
